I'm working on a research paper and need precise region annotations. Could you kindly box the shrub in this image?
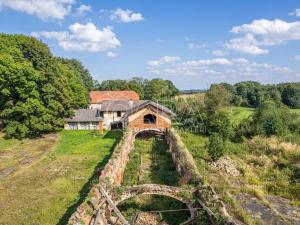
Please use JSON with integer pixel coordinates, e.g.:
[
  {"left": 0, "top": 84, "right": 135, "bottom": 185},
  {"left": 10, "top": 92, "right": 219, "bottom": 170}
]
[
  {"left": 207, "top": 133, "right": 226, "bottom": 161},
  {"left": 252, "top": 100, "right": 290, "bottom": 136}
]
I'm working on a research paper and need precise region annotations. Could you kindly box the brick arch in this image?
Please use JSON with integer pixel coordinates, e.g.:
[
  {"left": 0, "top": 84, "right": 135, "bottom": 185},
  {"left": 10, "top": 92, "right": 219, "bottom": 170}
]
[
  {"left": 133, "top": 128, "right": 165, "bottom": 137},
  {"left": 114, "top": 184, "right": 197, "bottom": 219}
]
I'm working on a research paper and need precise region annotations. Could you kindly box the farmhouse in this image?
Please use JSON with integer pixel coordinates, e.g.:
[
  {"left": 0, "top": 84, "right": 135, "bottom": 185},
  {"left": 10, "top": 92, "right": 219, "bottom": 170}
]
[{"left": 64, "top": 91, "right": 174, "bottom": 131}]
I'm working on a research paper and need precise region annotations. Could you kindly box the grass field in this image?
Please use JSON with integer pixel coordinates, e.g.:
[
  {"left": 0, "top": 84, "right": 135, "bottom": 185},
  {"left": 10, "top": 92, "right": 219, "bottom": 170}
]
[
  {"left": 226, "top": 107, "right": 255, "bottom": 126},
  {"left": 0, "top": 130, "right": 122, "bottom": 225}
]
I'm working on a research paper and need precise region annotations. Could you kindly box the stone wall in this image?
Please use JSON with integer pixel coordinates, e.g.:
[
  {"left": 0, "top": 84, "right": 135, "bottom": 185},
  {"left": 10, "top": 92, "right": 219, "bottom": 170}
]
[
  {"left": 165, "top": 127, "right": 202, "bottom": 184},
  {"left": 99, "top": 130, "right": 135, "bottom": 186}
]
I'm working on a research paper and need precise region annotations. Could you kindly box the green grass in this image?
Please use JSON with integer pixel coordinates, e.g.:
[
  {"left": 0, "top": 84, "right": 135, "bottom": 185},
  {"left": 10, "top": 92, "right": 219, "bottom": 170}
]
[
  {"left": 0, "top": 130, "right": 122, "bottom": 225},
  {"left": 226, "top": 107, "right": 255, "bottom": 126},
  {"left": 122, "top": 137, "right": 179, "bottom": 186}
]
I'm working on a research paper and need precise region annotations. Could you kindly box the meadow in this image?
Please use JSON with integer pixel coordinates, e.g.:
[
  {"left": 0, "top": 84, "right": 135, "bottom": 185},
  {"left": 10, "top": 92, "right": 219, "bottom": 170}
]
[{"left": 0, "top": 130, "right": 122, "bottom": 225}]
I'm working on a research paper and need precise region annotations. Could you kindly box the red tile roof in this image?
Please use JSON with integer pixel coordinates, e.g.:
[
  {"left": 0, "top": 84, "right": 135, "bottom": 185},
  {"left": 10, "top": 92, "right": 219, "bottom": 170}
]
[{"left": 89, "top": 91, "right": 140, "bottom": 103}]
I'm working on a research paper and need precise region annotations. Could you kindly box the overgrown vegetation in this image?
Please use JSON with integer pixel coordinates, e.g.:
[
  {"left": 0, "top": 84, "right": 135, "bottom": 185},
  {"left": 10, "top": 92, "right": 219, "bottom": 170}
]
[
  {"left": 0, "top": 130, "right": 122, "bottom": 225},
  {"left": 179, "top": 130, "right": 300, "bottom": 224},
  {"left": 122, "top": 137, "right": 179, "bottom": 186}
]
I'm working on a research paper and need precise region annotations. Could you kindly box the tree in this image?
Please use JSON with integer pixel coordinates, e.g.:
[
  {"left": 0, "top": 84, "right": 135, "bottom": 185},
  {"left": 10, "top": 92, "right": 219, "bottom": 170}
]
[
  {"left": 0, "top": 34, "right": 90, "bottom": 138},
  {"left": 234, "top": 81, "right": 261, "bottom": 107},
  {"left": 281, "top": 84, "right": 300, "bottom": 108},
  {"left": 205, "top": 84, "right": 231, "bottom": 113},
  {"left": 252, "top": 100, "right": 290, "bottom": 136},
  {"left": 208, "top": 133, "right": 226, "bottom": 161},
  {"left": 144, "top": 78, "right": 178, "bottom": 100},
  {"left": 207, "top": 109, "right": 232, "bottom": 139},
  {"left": 58, "top": 58, "right": 94, "bottom": 91}
]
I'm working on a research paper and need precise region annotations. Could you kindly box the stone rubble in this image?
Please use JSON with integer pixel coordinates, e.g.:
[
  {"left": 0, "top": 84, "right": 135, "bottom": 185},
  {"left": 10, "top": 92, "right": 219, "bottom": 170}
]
[{"left": 211, "top": 156, "right": 240, "bottom": 177}]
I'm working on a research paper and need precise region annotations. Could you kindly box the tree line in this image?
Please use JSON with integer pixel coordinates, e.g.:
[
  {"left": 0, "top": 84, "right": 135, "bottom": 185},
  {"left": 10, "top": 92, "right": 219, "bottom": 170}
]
[
  {"left": 218, "top": 81, "right": 300, "bottom": 108},
  {"left": 94, "top": 78, "right": 179, "bottom": 100},
  {"left": 0, "top": 34, "right": 93, "bottom": 138}
]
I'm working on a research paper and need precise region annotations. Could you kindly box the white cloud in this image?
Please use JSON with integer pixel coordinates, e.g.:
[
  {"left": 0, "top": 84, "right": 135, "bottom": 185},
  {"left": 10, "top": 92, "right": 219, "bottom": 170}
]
[
  {"left": 147, "top": 56, "right": 181, "bottom": 67},
  {"left": 226, "top": 19, "right": 300, "bottom": 54},
  {"left": 182, "top": 58, "right": 232, "bottom": 66},
  {"left": 188, "top": 43, "right": 206, "bottom": 49},
  {"left": 295, "top": 55, "right": 300, "bottom": 61},
  {"left": 212, "top": 50, "right": 227, "bottom": 56},
  {"left": 32, "top": 22, "right": 121, "bottom": 52},
  {"left": 225, "top": 34, "right": 269, "bottom": 55},
  {"left": 110, "top": 8, "right": 143, "bottom": 23},
  {"left": 106, "top": 51, "right": 118, "bottom": 58},
  {"left": 147, "top": 56, "right": 293, "bottom": 79},
  {"left": 289, "top": 9, "right": 300, "bottom": 17},
  {"left": 0, "top": 0, "right": 74, "bottom": 20},
  {"left": 76, "top": 4, "right": 91, "bottom": 16}
]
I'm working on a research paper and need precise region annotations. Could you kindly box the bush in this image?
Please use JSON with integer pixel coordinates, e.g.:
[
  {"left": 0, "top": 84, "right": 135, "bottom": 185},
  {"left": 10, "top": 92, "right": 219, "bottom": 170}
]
[
  {"left": 253, "top": 100, "right": 290, "bottom": 136},
  {"left": 207, "top": 133, "right": 226, "bottom": 161}
]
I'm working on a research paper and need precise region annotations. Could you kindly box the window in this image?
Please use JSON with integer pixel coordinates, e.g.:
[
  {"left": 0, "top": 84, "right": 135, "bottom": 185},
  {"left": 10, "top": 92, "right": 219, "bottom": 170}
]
[
  {"left": 117, "top": 111, "right": 121, "bottom": 117},
  {"left": 144, "top": 114, "right": 156, "bottom": 124},
  {"left": 96, "top": 111, "right": 104, "bottom": 118},
  {"left": 91, "top": 122, "right": 99, "bottom": 130},
  {"left": 80, "top": 122, "right": 89, "bottom": 130},
  {"left": 69, "top": 122, "right": 77, "bottom": 130}
]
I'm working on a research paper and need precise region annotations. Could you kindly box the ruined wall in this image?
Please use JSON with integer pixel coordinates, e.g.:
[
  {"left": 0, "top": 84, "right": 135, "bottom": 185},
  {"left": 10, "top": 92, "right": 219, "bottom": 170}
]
[
  {"left": 99, "top": 130, "right": 135, "bottom": 186},
  {"left": 165, "top": 127, "right": 202, "bottom": 184},
  {"left": 69, "top": 128, "right": 235, "bottom": 225}
]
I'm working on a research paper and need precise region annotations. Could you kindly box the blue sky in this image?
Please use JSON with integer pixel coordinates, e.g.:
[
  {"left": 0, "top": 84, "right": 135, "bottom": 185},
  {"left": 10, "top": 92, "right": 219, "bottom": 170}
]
[{"left": 0, "top": 0, "right": 300, "bottom": 89}]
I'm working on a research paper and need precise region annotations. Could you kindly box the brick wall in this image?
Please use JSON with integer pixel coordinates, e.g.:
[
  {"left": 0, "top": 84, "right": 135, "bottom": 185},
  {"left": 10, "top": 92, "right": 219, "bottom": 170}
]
[{"left": 127, "top": 106, "right": 171, "bottom": 131}]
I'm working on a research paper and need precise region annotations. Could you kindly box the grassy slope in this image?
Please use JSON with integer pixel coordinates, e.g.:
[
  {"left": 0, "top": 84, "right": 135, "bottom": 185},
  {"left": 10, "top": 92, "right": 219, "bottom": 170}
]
[{"left": 0, "top": 130, "right": 122, "bottom": 225}]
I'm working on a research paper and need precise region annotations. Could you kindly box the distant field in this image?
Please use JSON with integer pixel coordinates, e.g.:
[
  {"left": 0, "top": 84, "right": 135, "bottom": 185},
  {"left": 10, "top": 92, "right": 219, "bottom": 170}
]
[
  {"left": 175, "top": 92, "right": 205, "bottom": 100},
  {"left": 0, "top": 130, "right": 122, "bottom": 225},
  {"left": 227, "top": 106, "right": 300, "bottom": 126},
  {"left": 227, "top": 107, "right": 255, "bottom": 126}
]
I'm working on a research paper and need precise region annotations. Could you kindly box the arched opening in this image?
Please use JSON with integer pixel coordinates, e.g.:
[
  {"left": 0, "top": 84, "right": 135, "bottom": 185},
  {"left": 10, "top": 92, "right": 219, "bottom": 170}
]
[
  {"left": 117, "top": 194, "right": 190, "bottom": 225},
  {"left": 135, "top": 129, "right": 164, "bottom": 139},
  {"left": 144, "top": 114, "right": 156, "bottom": 124}
]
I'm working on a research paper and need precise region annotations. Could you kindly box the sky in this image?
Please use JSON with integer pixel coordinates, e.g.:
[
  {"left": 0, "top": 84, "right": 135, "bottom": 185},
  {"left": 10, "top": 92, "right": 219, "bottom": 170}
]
[{"left": 0, "top": 0, "right": 300, "bottom": 90}]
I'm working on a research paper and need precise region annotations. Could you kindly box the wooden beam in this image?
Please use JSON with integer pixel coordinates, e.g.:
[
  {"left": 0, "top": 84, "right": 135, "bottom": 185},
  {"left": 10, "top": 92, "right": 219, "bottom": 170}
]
[{"left": 98, "top": 185, "right": 130, "bottom": 225}]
